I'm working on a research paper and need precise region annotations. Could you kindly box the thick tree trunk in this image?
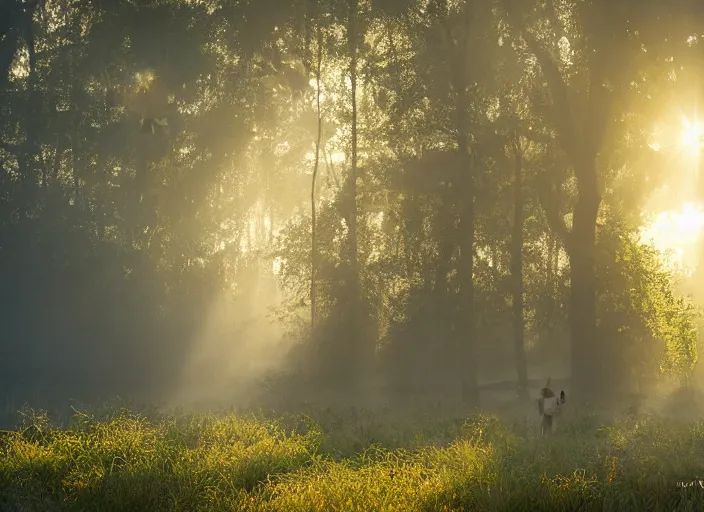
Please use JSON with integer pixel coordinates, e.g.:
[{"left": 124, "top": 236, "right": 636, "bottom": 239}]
[
  {"left": 511, "top": 135, "right": 528, "bottom": 400},
  {"left": 569, "top": 160, "right": 600, "bottom": 402},
  {"left": 512, "top": 4, "right": 610, "bottom": 404}
]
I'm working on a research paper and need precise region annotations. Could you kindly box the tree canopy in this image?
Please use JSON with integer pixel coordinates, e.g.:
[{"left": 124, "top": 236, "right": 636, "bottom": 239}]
[{"left": 1, "top": 0, "right": 703, "bottom": 406}]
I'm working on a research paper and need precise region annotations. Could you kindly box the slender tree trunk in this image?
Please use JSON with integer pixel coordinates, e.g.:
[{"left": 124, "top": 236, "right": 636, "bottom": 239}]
[
  {"left": 20, "top": 14, "right": 40, "bottom": 214},
  {"left": 336, "top": 0, "right": 362, "bottom": 389},
  {"left": 510, "top": 133, "right": 528, "bottom": 400},
  {"left": 72, "top": 153, "right": 80, "bottom": 206},
  {"left": 451, "top": 1, "right": 478, "bottom": 406},
  {"left": 130, "top": 138, "right": 149, "bottom": 250},
  {"left": 69, "top": 34, "right": 81, "bottom": 208},
  {"left": 434, "top": 203, "right": 454, "bottom": 395},
  {"left": 348, "top": 0, "right": 358, "bottom": 278},
  {"left": 546, "top": 233, "right": 554, "bottom": 288},
  {"left": 544, "top": 232, "right": 556, "bottom": 328},
  {"left": 311, "top": 23, "right": 323, "bottom": 332},
  {"left": 347, "top": 0, "right": 360, "bottom": 325},
  {"left": 433, "top": 219, "right": 453, "bottom": 296}
]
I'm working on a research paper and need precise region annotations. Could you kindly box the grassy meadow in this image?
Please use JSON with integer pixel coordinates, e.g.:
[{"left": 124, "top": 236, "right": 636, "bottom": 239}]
[{"left": 1, "top": 399, "right": 704, "bottom": 512}]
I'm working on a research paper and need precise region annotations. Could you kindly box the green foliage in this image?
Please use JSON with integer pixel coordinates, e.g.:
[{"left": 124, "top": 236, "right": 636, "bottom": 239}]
[
  {"left": 659, "top": 298, "right": 699, "bottom": 381},
  {"left": 2, "top": 0, "right": 704, "bottom": 406},
  {"left": 596, "top": 226, "right": 700, "bottom": 389}
]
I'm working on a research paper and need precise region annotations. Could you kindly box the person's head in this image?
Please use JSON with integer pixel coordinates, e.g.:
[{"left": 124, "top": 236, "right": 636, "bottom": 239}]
[{"left": 541, "top": 387, "right": 555, "bottom": 398}]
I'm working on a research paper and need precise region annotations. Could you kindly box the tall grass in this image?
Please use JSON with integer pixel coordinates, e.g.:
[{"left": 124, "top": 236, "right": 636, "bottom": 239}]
[{"left": 1, "top": 404, "right": 703, "bottom": 511}]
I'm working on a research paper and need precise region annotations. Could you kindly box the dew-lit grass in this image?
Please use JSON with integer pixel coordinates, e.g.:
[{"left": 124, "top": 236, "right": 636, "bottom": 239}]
[{"left": 1, "top": 404, "right": 703, "bottom": 511}]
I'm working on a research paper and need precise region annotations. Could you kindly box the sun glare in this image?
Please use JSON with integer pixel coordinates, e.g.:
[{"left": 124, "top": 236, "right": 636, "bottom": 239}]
[
  {"left": 640, "top": 202, "right": 704, "bottom": 271},
  {"left": 680, "top": 117, "right": 704, "bottom": 149},
  {"left": 330, "top": 151, "right": 345, "bottom": 163}
]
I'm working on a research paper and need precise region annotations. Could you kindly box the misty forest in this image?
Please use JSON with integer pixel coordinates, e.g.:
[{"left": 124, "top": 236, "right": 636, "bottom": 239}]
[{"left": 4, "top": 0, "right": 704, "bottom": 510}]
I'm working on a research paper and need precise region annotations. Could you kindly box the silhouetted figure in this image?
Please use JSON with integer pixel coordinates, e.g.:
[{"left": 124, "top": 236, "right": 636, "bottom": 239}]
[
  {"left": 139, "top": 117, "right": 169, "bottom": 135},
  {"left": 538, "top": 379, "right": 564, "bottom": 437},
  {"left": 140, "top": 117, "right": 155, "bottom": 134}
]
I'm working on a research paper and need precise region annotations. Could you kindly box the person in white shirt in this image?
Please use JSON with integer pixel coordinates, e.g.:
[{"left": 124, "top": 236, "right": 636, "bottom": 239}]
[{"left": 538, "top": 379, "right": 565, "bottom": 437}]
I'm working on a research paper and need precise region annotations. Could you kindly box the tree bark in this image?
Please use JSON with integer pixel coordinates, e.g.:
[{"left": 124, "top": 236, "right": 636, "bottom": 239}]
[
  {"left": 569, "top": 158, "right": 601, "bottom": 401},
  {"left": 545, "top": 231, "right": 556, "bottom": 326},
  {"left": 20, "top": 8, "right": 40, "bottom": 214},
  {"left": 456, "top": 115, "right": 477, "bottom": 406},
  {"left": 311, "top": 22, "right": 323, "bottom": 332},
  {"left": 348, "top": 0, "right": 358, "bottom": 279},
  {"left": 324, "top": 0, "right": 363, "bottom": 389},
  {"left": 450, "top": 1, "right": 478, "bottom": 406},
  {"left": 511, "top": 133, "right": 528, "bottom": 400},
  {"left": 519, "top": 24, "right": 606, "bottom": 403}
]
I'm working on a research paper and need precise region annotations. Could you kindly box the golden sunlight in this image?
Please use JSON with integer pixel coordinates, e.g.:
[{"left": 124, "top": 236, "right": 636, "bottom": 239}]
[
  {"left": 134, "top": 69, "right": 157, "bottom": 92},
  {"left": 680, "top": 117, "right": 704, "bottom": 149},
  {"left": 640, "top": 202, "right": 704, "bottom": 270},
  {"left": 330, "top": 151, "right": 345, "bottom": 163}
]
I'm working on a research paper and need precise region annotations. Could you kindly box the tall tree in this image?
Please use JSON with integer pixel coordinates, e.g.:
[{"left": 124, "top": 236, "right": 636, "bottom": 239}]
[
  {"left": 440, "top": 0, "right": 482, "bottom": 404},
  {"left": 510, "top": 131, "right": 529, "bottom": 399},
  {"left": 339, "top": 0, "right": 363, "bottom": 385},
  {"left": 503, "top": 0, "right": 682, "bottom": 400},
  {"left": 311, "top": 15, "right": 324, "bottom": 332},
  {"left": 347, "top": 0, "right": 359, "bottom": 285}
]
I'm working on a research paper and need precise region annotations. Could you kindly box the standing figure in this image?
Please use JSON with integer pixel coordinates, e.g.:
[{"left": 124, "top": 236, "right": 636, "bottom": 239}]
[{"left": 538, "top": 379, "right": 565, "bottom": 437}]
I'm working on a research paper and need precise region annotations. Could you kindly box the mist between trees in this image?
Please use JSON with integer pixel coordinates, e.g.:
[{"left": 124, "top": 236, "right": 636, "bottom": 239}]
[{"left": 1, "top": 0, "right": 704, "bottom": 412}]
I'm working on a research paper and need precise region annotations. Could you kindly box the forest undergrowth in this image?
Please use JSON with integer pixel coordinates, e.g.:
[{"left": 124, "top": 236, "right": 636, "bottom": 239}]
[{"left": 1, "top": 399, "right": 703, "bottom": 512}]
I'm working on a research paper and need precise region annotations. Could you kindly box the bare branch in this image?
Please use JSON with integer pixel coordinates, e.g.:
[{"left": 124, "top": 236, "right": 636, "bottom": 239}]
[
  {"left": 534, "top": 172, "right": 573, "bottom": 253},
  {"left": 583, "top": 59, "right": 613, "bottom": 161},
  {"left": 520, "top": 29, "right": 581, "bottom": 165}
]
